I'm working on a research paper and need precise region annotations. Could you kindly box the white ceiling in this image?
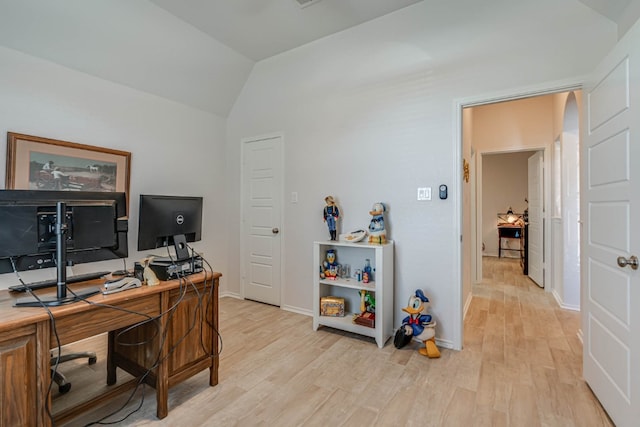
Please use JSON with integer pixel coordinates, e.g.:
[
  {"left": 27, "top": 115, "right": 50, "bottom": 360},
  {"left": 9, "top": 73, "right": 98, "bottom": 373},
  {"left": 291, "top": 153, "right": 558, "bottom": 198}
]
[
  {"left": 0, "top": 0, "right": 635, "bottom": 117},
  {"left": 149, "top": 0, "right": 424, "bottom": 61},
  {"left": 149, "top": 0, "right": 635, "bottom": 62},
  {"left": 576, "top": 0, "right": 633, "bottom": 22}
]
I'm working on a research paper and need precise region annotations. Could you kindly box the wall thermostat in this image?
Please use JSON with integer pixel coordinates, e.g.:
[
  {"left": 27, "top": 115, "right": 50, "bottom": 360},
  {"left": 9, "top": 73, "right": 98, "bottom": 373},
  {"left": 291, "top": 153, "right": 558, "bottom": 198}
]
[{"left": 439, "top": 184, "right": 447, "bottom": 199}]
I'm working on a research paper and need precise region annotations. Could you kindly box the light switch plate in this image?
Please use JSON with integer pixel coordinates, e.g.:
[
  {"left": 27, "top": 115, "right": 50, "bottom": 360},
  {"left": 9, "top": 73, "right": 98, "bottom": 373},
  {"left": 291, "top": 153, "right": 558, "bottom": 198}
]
[{"left": 417, "top": 187, "right": 431, "bottom": 201}]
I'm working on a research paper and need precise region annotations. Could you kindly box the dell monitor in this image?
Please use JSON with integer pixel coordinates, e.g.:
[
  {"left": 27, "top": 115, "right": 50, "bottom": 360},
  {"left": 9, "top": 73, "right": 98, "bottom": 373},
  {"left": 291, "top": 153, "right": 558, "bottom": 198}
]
[{"left": 137, "top": 194, "right": 203, "bottom": 260}]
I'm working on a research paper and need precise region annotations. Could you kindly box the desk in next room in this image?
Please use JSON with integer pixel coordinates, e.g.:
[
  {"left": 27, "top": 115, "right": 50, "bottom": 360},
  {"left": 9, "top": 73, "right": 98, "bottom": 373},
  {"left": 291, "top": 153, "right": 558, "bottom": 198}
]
[
  {"left": 0, "top": 271, "right": 220, "bottom": 427},
  {"left": 497, "top": 224, "right": 524, "bottom": 259}
]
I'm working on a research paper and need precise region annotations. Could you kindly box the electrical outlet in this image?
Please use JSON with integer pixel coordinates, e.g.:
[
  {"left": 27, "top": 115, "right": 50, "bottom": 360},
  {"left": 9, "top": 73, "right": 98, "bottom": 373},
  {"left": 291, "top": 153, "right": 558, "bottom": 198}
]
[{"left": 417, "top": 187, "right": 431, "bottom": 201}]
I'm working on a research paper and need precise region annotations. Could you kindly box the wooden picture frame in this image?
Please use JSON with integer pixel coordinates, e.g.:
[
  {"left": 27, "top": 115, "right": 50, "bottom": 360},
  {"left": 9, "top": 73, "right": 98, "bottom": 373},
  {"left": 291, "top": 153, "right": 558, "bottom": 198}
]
[{"left": 5, "top": 132, "right": 131, "bottom": 208}]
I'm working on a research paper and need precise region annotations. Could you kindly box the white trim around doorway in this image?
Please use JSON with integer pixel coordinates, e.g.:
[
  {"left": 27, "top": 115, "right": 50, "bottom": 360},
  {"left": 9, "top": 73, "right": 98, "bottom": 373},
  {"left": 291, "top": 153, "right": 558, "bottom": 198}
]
[{"left": 453, "top": 78, "right": 583, "bottom": 350}]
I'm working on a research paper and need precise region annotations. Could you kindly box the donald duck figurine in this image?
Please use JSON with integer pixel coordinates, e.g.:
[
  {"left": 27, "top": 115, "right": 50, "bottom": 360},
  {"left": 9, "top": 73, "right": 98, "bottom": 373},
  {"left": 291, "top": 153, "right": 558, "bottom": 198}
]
[
  {"left": 394, "top": 289, "right": 441, "bottom": 358},
  {"left": 368, "top": 202, "right": 387, "bottom": 244}
]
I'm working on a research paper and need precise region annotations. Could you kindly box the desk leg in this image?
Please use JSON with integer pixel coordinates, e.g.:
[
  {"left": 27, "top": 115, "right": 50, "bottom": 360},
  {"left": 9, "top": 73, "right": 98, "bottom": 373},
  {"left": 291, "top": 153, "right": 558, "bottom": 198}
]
[
  {"left": 106, "top": 331, "right": 117, "bottom": 386},
  {"left": 156, "top": 370, "right": 168, "bottom": 419},
  {"left": 39, "top": 321, "right": 53, "bottom": 427},
  {"left": 209, "top": 278, "right": 219, "bottom": 386},
  {"left": 156, "top": 291, "right": 169, "bottom": 419}
]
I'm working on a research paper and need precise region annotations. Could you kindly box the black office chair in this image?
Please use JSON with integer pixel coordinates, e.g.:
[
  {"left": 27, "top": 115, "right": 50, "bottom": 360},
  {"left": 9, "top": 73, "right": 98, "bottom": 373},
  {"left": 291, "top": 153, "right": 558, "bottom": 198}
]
[{"left": 51, "top": 351, "right": 97, "bottom": 393}]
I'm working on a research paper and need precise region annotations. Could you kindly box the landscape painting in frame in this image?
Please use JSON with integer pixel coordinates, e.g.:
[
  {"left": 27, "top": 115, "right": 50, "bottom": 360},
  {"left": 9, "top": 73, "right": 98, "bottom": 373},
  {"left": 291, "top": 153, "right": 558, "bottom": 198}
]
[{"left": 5, "top": 132, "right": 131, "bottom": 206}]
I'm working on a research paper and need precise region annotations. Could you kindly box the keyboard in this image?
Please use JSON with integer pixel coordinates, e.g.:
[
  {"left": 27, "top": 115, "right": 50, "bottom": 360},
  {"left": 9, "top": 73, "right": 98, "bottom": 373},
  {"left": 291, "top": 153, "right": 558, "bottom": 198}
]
[{"left": 9, "top": 271, "right": 111, "bottom": 293}]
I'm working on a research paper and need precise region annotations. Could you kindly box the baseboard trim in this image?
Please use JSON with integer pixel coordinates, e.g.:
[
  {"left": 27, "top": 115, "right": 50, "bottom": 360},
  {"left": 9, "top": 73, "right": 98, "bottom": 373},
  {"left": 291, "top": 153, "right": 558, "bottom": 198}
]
[
  {"left": 219, "top": 294, "right": 313, "bottom": 317},
  {"left": 282, "top": 305, "right": 312, "bottom": 317},
  {"left": 463, "top": 292, "right": 473, "bottom": 319},
  {"left": 552, "top": 289, "right": 580, "bottom": 311},
  {"left": 435, "top": 337, "right": 455, "bottom": 350},
  {"left": 220, "top": 291, "right": 242, "bottom": 299}
]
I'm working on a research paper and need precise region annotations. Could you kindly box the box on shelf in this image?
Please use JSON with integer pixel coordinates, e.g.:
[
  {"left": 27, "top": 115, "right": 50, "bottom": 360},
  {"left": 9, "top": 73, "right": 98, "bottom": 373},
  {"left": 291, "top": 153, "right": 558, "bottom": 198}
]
[
  {"left": 353, "top": 312, "right": 375, "bottom": 328},
  {"left": 320, "top": 296, "right": 345, "bottom": 317}
]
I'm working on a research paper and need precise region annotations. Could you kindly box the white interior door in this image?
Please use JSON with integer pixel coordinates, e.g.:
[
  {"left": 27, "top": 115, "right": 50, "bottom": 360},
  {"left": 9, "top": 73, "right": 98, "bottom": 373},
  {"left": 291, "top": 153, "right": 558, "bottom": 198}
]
[
  {"left": 582, "top": 20, "right": 640, "bottom": 426},
  {"left": 242, "top": 135, "right": 282, "bottom": 306},
  {"left": 528, "top": 151, "right": 544, "bottom": 287}
]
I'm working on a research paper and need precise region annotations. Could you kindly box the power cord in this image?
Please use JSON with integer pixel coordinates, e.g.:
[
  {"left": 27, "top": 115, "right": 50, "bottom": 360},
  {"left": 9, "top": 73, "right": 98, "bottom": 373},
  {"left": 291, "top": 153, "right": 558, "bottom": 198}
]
[
  {"left": 10, "top": 257, "right": 62, "bottom": 427},
  {"left": 11, "top": 249, "right": 222, "bottom": 426},
  {"left": 110, "top": 258, "right": 130, "bottom": 277}
]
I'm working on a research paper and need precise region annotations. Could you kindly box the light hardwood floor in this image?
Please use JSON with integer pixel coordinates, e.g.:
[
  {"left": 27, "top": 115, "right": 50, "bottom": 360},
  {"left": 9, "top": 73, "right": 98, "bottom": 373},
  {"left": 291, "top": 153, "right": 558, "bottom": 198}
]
[{"left": 58, "top": 257, "right": 613, "bottom": 426}]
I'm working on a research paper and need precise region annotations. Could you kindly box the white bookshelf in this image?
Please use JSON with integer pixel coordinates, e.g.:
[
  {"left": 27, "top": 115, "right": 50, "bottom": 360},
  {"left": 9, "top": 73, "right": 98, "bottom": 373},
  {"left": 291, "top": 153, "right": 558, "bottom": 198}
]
[{"left": 312, "top": 240, "right": 394, "bottom": 348}]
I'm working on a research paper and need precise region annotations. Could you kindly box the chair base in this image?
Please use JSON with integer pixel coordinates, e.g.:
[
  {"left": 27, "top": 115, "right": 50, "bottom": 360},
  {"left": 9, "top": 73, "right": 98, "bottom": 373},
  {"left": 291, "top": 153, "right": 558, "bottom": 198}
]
[{"left": 51, "top": 351, "right": 97, "bottom": 394}]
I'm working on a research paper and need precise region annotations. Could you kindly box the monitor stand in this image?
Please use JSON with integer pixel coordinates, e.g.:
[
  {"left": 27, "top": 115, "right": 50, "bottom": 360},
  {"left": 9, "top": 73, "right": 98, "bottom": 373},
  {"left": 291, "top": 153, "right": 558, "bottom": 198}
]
[
  {"left": 173, "top": 234, "right": 190, "bottom": 261},
  {"left": 14, "top": 287, "right": 101, "bottom": 307},
  {"left": 14, "top": 201, "right": 100, "bottom": 308}
]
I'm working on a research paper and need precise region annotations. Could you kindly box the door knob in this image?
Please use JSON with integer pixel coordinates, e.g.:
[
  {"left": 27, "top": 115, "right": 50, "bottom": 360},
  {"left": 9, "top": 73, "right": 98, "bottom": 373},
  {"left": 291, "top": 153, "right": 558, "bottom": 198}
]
[
  {"left": 272, "top": 228, "right": 279, "bottom": 234},
  {"left": 617, "top": 255, "right": 638, "bottom": 270}
]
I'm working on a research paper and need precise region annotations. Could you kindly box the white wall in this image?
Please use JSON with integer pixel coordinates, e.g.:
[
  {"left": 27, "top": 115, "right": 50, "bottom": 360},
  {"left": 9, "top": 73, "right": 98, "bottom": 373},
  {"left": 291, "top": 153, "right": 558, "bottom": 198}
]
[
  {"left": 471, "top": 96, "right": 557, "bottom": 153},
  {"left": 0, "top": 46, "right": 229, "bottom": 288},
  {"left": 226, "top": 1, "right": 618, "bottom": 347},
  {"left": 0, "top": 0, "right": 254, "bottom": 117}
]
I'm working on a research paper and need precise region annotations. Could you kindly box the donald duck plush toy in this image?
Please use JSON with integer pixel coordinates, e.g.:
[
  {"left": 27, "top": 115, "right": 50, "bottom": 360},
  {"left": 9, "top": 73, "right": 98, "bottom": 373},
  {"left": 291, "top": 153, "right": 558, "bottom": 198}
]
[{"left": 394, "top": 289, "right": 441, "bottom": 358}]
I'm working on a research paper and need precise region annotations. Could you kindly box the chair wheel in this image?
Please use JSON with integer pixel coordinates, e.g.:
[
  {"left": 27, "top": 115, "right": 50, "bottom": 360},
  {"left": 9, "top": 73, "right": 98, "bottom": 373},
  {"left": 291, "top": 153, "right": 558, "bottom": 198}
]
[
  {"left": 88, "top": 356, "right": 97, "bottom": 365},
  {"left": 58, "top": 383, "right": 71, "bottom": 394}
]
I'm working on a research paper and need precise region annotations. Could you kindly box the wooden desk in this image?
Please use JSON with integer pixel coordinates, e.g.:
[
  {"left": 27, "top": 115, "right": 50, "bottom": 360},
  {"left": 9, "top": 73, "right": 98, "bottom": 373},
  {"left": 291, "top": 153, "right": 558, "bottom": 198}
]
[
  {"left": 497, "top": 225, "right": 524, "bottom": 258},
  {"left": 0, "top": 271, "right": 220, "bottom": 427}
]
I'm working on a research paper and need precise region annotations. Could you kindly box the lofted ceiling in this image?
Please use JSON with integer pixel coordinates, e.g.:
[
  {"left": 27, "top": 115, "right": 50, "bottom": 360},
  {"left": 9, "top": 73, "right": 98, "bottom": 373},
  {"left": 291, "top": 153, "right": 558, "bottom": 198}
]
[
  {"left": 576, "top": 0, "right": 633, "bottom": 22},
  {"left": 151, "top": 0, "right": 636, "bottom": 62},
  {"left": 0, "top": 0, "right": 635, "bottom": 117},
  {"left": 149, "top": 0, "right": 424, "bottom": 61}
]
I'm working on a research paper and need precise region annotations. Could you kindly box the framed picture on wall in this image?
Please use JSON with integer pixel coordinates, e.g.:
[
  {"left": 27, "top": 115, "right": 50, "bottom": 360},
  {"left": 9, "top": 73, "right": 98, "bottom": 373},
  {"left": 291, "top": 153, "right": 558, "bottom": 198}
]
[{"left": 5, "top": 132, "right": 131, "bottom": 208}]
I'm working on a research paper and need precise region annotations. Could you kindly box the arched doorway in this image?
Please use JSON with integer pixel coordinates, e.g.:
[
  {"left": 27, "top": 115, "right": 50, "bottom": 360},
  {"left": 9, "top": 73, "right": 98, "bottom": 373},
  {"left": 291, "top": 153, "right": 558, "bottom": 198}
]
[{"left": 553, "top": 92, "right": 580, "bottom": 308}]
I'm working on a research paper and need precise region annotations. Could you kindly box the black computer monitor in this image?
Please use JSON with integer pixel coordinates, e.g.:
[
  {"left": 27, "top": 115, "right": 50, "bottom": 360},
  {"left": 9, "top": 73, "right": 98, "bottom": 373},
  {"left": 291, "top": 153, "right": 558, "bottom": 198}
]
[
  {"left": 0, "top": 190, "right": 128, "bottom": 306},
  {"left": 137, "top": 194, "right": 203, "bottom": 257},
  {"left": 0, "top": 190, "right": 128, "bottom": 273}
]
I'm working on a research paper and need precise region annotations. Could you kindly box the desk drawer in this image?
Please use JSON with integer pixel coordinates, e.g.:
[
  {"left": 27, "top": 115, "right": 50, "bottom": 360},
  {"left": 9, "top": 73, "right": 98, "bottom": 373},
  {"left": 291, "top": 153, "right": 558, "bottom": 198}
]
[
  {"left": 499, "top": 227, "right": 521, "bottom": 238},
  {"left": 53, "top": 296, "right": 160, "bottom": 346}
]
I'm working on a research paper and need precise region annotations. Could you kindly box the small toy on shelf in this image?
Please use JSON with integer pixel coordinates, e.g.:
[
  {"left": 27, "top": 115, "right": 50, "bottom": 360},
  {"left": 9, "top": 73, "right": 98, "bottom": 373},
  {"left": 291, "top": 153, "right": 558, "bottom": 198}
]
[
  {"left": 353, "top": 311, "right": 375, "bottom": 328},
  {"left": 320, "top": 296, "right": 345, "bottom": 317},
  {"left": 354, "top": 290, "right": 376, "bottom": 327},
  {"left": 358, "top": 289, "right": 375, "bottom": 312},
  {"left": 338, "top": 264, "right": 350, "bottom": 279},
  {"left": 394, "top": 289, "right": 440, "bottom": 358},
  {"left": 358, "top": 290, "right": 375, "bottom": 313},
  {"left": 341, "top": 229, "right": 367, "bottom": 243},
  {"left": 368, "top": 202, "right": 387, "bottom": 244},
  {"left": 363, "top": 258, "right": 373, "bottom": 281},
  {"left": 321, "top": 249, "right": 339, "bottom": 280},
  {"left": 323, "top": 196, "right": 340, "bottom": 241}
]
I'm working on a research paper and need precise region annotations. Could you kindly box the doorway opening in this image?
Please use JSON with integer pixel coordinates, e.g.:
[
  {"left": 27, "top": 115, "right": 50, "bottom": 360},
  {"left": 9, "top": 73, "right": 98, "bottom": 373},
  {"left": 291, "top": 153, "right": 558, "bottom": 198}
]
[
  {"left": 479, "top": 149, "right": 541, "bottom": 285},
  {"left": 460, "top": 89, "right": 582, "bottom": 332}
]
